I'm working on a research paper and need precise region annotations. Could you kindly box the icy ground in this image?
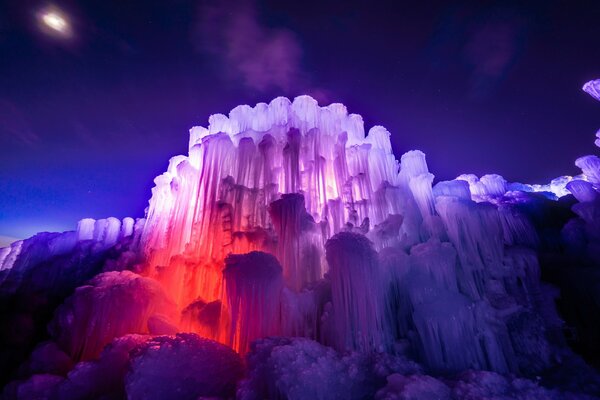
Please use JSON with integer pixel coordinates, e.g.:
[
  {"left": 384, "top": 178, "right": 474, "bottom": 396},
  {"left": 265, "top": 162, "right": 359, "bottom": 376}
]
[{"left": 1, "top": 80, "right": 600, "bottom": 399}]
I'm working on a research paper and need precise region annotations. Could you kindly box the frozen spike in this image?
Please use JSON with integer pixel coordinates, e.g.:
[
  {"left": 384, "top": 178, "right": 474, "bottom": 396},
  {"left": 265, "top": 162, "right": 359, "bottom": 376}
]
[
  {"left": 409, "top": 173, "right": 436, "bottom": 219},
  {"left": 77, "top": 218, "right": 95, "bottom": 241},
  {"left": 325, "top": 232, "right": 392, "bottom": 352},
  {"left": 566, "top": 179, "right": 598, "bottom": 203},
  {"left": 222, "top": 251, "right": 283, "bottom": 354},
  {"left": 343, "top": 113, "right": 366, "bottom": 146},
  {"left": 121, "top": 217, "right": 135, "bottom": 239},
  {"left": 93, "top": 219, "right": 108, "bottom": 242},
  {"left": 0, "top": 240, "right": 21, "bottom": 274},
  {"left": 455, "top": 174, "right": 507, "bottom": 199},
  {"left": 269, "top": 194, "right": 322, "bottom": 291},
  {"left": 228, "top": 104, "right": 254, "bottom": 134},
  {"left": 291, "top": 95, "right": 319, "bottom": 128},
  {"left": 151, "top": 172, "right": 171, "bottom": 187},
  {"left": 412, "top": 292, "right": 478, "bottom": 372},
  {"left": 575, "top": 155, "right": 600, "bottom": 185},
  {"left": 251, "top": 102, "right": 270, "bottom": 132},
  {"left": 188, "top": 143, "right": 202, "bottom": 169},
  {"left": 456, "top": 174, "right": 487, "bottom": 197},
  {"left": 0, "top": 246, "right": 12, "bottom": 271},
  {"left": 433, "top": 180, "right": 471, "bottom": 200},
  {"left": 166, "top": 155, "right": 186, "bottom": 175},
  {"left": 413, "top": 294, "right": 514, "bottom": 373},
  {"left": 319, "top": 107, "right": 342, "bottom": 137},
  {"left": 400, "top": 150, "right": 429, "bottom": 179},
  {"left": 267, "top": 96, "right": 292, "bottom": 126},
  {"left": 103, "top": 217, "right": 121, "bottom": 246},
  {"left": 480, "top": 174, "right": 507, "bottom": 197},
  {"left": 325, "top": 102, "right": 348, "bottom": 116},
  {"left": 497, "top": 205, "right": 539, "bottom": 247},
  {"left": 378, "top": 246, "right": 412, "bottom": 337},
  {"left": 410, "top": 239, "right": 458, "bottom": 292},
  {"left": 188, "top": 126, "right": 209, "bottom": 149},
  {"left": 365, "top": 126, "right": 393, "bottom": 152},
  {"left": 572, "top": 202, "right": 598, "bottom": 224},
  {"left": 132, "top": 218, "right": 146, "bottom": 246},
  {"left": 583, "top": 79, "right": 600, "bottom": 101},
  {"left": 405, "top": 271, "right": 442, "bottom": 307},
  {"left": 208, "top": 113, "right": 231, "bottom": 135},
  {"left": 435, "top": 197, "right": 501, "bottom": 300}
]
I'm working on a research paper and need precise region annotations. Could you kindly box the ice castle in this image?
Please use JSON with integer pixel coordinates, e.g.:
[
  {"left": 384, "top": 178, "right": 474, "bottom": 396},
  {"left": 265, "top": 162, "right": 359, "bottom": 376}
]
[{"left": 2, "top": 80, "right": 600, "bottom": 399}]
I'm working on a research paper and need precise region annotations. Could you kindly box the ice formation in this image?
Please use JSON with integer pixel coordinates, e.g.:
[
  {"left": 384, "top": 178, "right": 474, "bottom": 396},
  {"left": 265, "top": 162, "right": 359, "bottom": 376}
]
[
  {"left": 48, "top": 271, "right": 177, "bottom": 361},
  {"left": 325, "top": 231, "right": 392, "bottom": 353},
  {"left": 221, "top": 251, "right": 284, "bottom": 353},
  {"left": 2, "top": 87, "right": 600, "bottom": 399},
  {"left": 135, "top": 96, "right": 539, "bottom": 373},
  {"left": 583, "top": 79, "right": 600, "bottom": 101}
]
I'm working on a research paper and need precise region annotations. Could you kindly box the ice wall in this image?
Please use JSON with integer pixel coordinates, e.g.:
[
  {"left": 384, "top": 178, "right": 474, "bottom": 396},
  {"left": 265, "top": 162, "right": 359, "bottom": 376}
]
[
  {"left": 221, "top": 251, "right": 284, "bottom": 353},
  {"left": 129, "top": 95, "right": 577, "bottom": 377},
  {"left": 4, "top": 88, "right": 600, "bottom": 398},
  {"left": 141, "top": 97, "right": 402, "bottom": 277}
]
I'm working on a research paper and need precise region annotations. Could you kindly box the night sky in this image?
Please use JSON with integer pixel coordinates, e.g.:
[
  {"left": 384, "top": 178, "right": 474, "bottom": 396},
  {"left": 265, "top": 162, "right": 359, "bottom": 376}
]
[{"left": 0, "top": 0, "right": 599, "bottom": 242}]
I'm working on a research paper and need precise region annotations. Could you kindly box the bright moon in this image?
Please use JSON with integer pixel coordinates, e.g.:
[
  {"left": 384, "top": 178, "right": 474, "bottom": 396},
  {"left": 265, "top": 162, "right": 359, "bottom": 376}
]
[
  {"left": 37, "top": 7, "right": 72, "bottom": 38},
  {"left": 42, "top": 12, "right": 67, "bottom": 32}
]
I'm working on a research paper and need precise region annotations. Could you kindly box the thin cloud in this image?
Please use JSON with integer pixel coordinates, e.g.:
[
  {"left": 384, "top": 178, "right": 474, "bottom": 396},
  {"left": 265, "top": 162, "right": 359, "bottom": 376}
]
[
  {"left": 427, "top": 6, "right": 529, "bottom": 100},
  {"left": 193, "top": 0, "right": 306, "bottom": 93},
  {"left": 464, "top": 14, "right": 527, "bottom": 99}
]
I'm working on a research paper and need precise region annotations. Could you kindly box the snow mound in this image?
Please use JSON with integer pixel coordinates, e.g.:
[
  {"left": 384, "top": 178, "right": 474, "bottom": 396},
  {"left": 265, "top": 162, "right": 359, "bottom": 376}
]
[
  {"left": 238, "top": 337, "right": 422, "bottom": 400},
  {"left": 125, "top": 333, "right": 243, "bottom": 400}
]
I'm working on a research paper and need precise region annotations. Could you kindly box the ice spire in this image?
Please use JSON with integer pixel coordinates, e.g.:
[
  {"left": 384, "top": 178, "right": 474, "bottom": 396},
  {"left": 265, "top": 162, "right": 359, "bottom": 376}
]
[
  {"left": 325, "top": 232, "right": 393, "bottom": 352},
  {"left": 221, "top": 251, "right": 284, "bottom": 353},
  {"left": 583, "top": 79, "right": 600, "bottom": 101}
]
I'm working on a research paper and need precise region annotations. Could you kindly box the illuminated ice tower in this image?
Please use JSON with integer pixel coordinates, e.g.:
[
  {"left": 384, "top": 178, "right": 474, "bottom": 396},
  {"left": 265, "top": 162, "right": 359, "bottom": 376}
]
[{"left": 136, "top": 95, "right": 558, "bottom": 374}]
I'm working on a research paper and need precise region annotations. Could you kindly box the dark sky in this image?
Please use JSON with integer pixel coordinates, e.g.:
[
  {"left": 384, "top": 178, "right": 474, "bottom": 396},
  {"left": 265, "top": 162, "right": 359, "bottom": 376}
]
[{"left": 0, "top": 0, "right": 599, "bottom": 240}]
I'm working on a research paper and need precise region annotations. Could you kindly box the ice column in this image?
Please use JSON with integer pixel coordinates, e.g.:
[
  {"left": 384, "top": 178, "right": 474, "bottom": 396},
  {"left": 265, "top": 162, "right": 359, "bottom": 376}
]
[
  {"left": 221, "top": 251, "right": 284, "bottom": 353},
  {"left": 325, "top": 231, "right": 392, "bottom": 352},
  {"left": 269, "top": 194, "right": 323, "bottom": 291}
]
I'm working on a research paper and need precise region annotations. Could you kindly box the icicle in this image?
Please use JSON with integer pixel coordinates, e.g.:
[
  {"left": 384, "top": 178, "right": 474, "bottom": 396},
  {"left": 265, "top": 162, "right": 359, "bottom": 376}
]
[
  {"left": 269, "top": 194, "right": 322, "bottom": 291},
  {"left": 583, "top": 79, "right": 600, "bottom": 101},
  {"left": 433, "top": 180, "right": 471, "bottom": 200},
  {"left": 412, "top": 293, "right": 514, "bottom": 374},
  {"left": 567, "top": 179, "right": 598, "bottom": 203},
  {"left": 575, "top": 155, "right": 600, "bottom": 185},
  {"left": 221, "top": 251, "right": 284, "bottom": 354},
  {"left": 77, "top": 218, "right": 95, "bottom": 241},
  {"left": 325, "top": 232, "right": 392, "bottom": 352},
  {"left": 410, "top": 239, "right": 458, "bottom": 293}
]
